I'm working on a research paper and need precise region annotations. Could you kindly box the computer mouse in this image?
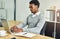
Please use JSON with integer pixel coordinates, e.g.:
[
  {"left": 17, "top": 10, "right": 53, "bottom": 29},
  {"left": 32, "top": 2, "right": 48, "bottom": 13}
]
[{"left": 11, "top": 37, "right": 16, "bottom": 39}]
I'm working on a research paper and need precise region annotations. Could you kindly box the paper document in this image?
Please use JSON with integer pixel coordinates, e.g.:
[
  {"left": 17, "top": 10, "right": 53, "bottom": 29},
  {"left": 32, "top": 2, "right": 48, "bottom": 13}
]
[{"left": 13, "top": 32, "right": 36, "bottom": 38}]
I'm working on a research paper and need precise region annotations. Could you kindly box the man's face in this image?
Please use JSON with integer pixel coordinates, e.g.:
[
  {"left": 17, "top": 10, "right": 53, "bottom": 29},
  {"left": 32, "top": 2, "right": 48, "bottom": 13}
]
[{"left": 29, "top": 4, "right": 38, "bottom": 14}]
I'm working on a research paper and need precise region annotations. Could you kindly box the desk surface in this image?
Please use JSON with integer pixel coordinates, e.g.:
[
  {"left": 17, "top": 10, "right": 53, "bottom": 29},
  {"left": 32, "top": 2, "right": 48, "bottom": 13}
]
[
  {"left": 0, "top": 30, "right": 55, "bottom": 39},
  {"left": 0, "top": 20, "right": 55, "bottom": 39},
  {"left": 0, "top": 31, "right": 55, "bottom": 39}
]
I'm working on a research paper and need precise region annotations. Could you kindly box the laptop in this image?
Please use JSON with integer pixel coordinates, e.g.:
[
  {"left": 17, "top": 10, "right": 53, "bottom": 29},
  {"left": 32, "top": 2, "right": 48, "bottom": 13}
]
[{"left": 1, "top": 19, "right": 11, "bottom": 33}]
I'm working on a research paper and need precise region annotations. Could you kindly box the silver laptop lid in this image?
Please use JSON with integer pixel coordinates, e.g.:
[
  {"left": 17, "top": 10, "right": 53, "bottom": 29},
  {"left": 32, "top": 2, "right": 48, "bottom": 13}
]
[{"left": 1, "top": 19, "right": 9, "bottom": 32}]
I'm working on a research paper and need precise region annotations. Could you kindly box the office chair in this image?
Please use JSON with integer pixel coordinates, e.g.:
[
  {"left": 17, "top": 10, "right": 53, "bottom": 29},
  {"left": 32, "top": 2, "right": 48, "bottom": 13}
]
[{"left": 40, "top": 22, "right": 47, "bottom": 35}]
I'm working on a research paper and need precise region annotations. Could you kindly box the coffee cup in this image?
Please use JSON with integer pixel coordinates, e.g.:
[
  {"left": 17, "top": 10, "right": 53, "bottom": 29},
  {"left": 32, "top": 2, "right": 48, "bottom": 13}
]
[{"left": 0, "top": 30, "right": 7, "bottom": 36}]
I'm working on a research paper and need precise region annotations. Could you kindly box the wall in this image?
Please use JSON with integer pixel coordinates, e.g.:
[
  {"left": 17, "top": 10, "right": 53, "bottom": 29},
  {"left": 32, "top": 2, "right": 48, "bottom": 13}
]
[
  {"left": 16, "top": 0, "right": 30, "bottom": 22},
  {"left": 5, "top": 0, "right": 14, "bottom": 20}
]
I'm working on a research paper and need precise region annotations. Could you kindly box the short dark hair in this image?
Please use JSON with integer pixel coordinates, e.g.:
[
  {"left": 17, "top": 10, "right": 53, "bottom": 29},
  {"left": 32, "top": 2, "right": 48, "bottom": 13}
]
[{"left": 29, "top": 0, "right": 40, "bottom": 8}]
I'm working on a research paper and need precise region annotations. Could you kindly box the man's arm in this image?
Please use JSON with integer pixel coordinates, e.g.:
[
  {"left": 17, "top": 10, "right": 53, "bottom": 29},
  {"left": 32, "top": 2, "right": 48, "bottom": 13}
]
[{"left": 10, "top": 17, "right": 28, "bottom": 33}]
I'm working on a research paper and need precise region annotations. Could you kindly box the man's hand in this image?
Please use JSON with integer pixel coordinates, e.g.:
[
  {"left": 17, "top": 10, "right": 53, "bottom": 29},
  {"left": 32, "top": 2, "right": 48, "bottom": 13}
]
[{"left": 11, "top": 26, "right": 23, "bottom": 33}]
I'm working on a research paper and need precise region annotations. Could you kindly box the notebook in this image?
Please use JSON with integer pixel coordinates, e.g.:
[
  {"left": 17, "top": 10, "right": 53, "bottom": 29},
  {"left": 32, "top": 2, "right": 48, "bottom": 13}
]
[{"left": 13, "top": 32, "right": 36, "bottom": 38}]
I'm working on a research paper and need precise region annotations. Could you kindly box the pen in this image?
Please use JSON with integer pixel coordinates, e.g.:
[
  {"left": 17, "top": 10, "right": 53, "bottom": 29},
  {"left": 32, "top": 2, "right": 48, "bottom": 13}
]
[{"left": 23, "top": 33, "right": 27, "bottom": 35}]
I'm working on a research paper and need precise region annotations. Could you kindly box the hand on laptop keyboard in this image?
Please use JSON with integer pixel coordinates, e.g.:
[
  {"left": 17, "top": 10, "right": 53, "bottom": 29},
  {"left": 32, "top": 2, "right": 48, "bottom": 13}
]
[{"left": 10, "top": 26, "right": 23, "bottom": 33}]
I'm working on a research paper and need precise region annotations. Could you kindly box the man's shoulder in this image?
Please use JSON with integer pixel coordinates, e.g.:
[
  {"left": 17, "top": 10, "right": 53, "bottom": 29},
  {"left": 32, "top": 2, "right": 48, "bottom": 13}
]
[{"left": 38, "top": 12, "right": 45, "bottom": 19}]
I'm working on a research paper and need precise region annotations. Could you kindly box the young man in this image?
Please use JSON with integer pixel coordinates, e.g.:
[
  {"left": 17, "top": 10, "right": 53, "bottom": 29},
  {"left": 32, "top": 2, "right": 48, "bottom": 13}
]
[{"left": 11, "top": 0, "right": 45, "bottom": 34}]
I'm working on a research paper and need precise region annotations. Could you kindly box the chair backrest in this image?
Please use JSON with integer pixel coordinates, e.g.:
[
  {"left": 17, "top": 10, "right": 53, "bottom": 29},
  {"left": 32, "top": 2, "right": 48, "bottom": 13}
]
[
  {"left": 45, "top": 21, "right": 54, "bottom": 37},
  {"left": 40, "top": 22, "right": 47, "bottom": 35}
]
